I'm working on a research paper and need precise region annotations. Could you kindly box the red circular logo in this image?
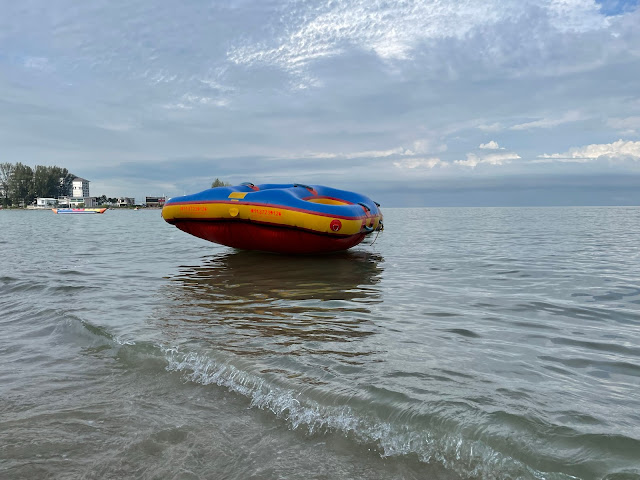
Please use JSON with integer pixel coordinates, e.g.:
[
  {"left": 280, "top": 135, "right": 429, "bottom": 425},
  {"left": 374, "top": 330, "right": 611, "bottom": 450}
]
[{"left": 330, "top": 219, "right": 342, "bottom": 232}]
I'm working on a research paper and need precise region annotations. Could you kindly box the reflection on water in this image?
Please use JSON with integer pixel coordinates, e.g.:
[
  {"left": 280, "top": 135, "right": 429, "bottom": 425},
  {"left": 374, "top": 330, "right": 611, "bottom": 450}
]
[{"left": 159, "top": 250, "right": 384, "bottom": 362}]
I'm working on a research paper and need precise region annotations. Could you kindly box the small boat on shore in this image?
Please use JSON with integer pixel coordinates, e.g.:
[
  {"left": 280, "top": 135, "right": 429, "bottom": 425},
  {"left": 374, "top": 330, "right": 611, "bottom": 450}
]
[
  {"left": 52, "top": 208, "right": 107, "bottom": 214},
  {"left": 162, "top": 183, "right": 383, "bottom": 254}
]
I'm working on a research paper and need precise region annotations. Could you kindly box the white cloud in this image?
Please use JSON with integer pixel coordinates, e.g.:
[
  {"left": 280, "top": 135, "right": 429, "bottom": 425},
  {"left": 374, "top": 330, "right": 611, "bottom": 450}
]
[
  {"left": 538, "top": 139, "right": 640, "bottom": 161},
  {"left": 547, "top": 0, "right": 608, "bottom": 32},
  {"left": 607, "top": 116, "right": 640, "bottom": 135},
  {"left": 479, "top": 140, "right": 502, "bottom": 150},
  {"left": 510, "top": 110, "right": 587, "bottom": 130},
  {"left": 199, "top": 78, "right": 235, "bottom": 92},
  {"left": 23, "top": 56, "right": 53, "bottom": 72},
  {"left": 345, "top": 147, "right": 407, "bottom": 159},
  {"left": 227, "top": 0, "right": 615, "bottom": 83},
  {"left": 455, "top": 152, "right": 521, "bottom": 168},
  {"left": 477, "top": 123, "right": 502, "bottom": 132},
  {"left": 98, "top": 123, "right": 136, "bottom": 132},
  {"left": 404, "top": 139, "right": 448, "bottom": 155},
  {"left": 181, "top": 93, "right": 229, "bottom": 107},
  {"left": 294, "top": 139, "right": 447, "bottom": 161},
  {"left": 393, "top": 157, "right": 447, "bottom": 169},
  {"left": 162, "top": 93, "right": 229, "bottom": 110},
  {"left": 142, "top": 71, "right": 178, "bottom": 84},
  {"left": 162, "top": 102, "right": 193, "bottom": 110},
  {"left": 294, "top": 147, "right": 408, "bottom": 159},
  {"left": 296, "top": 152, "right": 339, "bottom": 159}
]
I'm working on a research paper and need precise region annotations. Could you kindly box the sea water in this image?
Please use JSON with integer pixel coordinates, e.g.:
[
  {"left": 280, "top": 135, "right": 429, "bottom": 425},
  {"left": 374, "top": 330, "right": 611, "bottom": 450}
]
[{"left": 1, "top": 207, "right": 639, "bottom": 480}]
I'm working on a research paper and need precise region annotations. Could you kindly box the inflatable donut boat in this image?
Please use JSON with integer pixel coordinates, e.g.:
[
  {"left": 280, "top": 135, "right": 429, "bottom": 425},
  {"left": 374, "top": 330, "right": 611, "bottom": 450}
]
[{"left": 161, "top": 183, "right": 383, "bottom": 254}]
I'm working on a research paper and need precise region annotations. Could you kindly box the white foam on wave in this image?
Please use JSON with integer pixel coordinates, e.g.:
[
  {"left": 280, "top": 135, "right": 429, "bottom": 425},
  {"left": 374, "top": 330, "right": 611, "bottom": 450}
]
[
  {"left": 162, "top": 346, "right": 578, "bottom": 480},
  {"left": 112, "top": 335, "right": 136, "bottom": 346},
  {"left": 163, "top": 347, "right": 357, "bottom": 434}
]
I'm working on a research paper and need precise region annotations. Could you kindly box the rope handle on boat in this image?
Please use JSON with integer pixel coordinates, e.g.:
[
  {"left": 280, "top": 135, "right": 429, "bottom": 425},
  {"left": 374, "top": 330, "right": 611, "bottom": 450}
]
[
  {"left": 370, "top": 221, "right": 383, "bottom": 246},
  {"left": 294, "top": 183, "right": 317, "bottom": 195},
  {"left": 359, "top": 202, "right": 374, "bottom": 233}
]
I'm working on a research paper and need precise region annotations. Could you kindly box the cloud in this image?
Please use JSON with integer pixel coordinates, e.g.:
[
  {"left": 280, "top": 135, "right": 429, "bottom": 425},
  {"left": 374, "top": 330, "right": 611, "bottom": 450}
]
[
  {"left": 227, "top": 0, "right": 613, "bottom": 78},
  {"left": 393, "top": 157, "right": 447, "bottom": 169},
  {"left": 162, "top": 93, "right": 230, "bottom": 110},
  {"left": 537, "top": 139, "right": 640, "bottom": 162},
  {"left": 607, "top": 116, "right": 640, "bottom": 135},
  {"left": 510, "top": 110, "right": 588, "bottom": 130},
  {"left": 405, "top": 140, "right": 448, "bottom": 155},
  {"left": 476, "top": 122, "right": 502, "bottom": 132},
  {"left": 547, "top": 0, "right": 609, "bottom": 32},
  {"left": 23, "top": 56, "right": 53, "bottom": 72},
  {"left": 220, "top": 0, "right": 631, "bottom": 99},
  {"left": 292, "top": 138, "right": 447, "bottom": 161},
  {"left": 345, "top": 147, "right": 407, "bottom": 159},
  {"left": 97, "top": 122, "right": 136, "bottom": 132},
  {"left": 2, "top": 1, "right": 640, "bottom": 207},
  {"left": 227, "top": 1, "right": 506, "bottom": 71},
  {"left": 479, "top": 140, "right": 502, "bottom": 150},
  {"left": 455, "top": 152, "right": 521, "bottom": 168},
  {"left": 199, "top": 78, "right": 235, "bottom": 93}
]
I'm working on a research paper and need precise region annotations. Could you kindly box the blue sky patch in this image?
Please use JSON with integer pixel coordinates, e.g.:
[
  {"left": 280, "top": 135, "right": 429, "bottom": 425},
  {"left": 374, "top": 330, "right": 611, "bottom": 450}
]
[{"left": 595, "top": 0, "right": 639, "bottom": 16}]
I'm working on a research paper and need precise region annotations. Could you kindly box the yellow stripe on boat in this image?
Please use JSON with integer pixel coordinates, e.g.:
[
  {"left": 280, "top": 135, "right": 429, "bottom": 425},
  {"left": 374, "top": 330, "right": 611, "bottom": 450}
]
[{"left": 161, "top": 202, "right": 375, "bottom": 235}]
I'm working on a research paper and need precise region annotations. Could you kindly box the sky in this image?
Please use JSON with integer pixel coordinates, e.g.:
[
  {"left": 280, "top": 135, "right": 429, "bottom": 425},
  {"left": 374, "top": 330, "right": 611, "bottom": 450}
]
[{"left": 1, "top": 0, "right": 640, "bottom": 206}]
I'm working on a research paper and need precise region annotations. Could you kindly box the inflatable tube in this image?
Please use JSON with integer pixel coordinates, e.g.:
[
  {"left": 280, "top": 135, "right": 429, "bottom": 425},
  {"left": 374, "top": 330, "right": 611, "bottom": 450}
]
[
  {"left": 162, "top": 183, "right": 383, "bottom": 254},
  {"left": 52, "top": 208, "right": 107, "bottom": 214}
]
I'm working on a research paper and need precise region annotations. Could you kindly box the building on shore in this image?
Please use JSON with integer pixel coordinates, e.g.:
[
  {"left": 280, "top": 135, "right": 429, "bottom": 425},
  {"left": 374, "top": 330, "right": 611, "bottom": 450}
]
[
  {"left": 55, "top": 177, "right": 98, "bottom": 207},
  {"left": 145, "top": 196, "right": 166, "bottom": 207},
  {"left": 57, "top": 196, "right": 99, "bottom": 207},
  {"left": 72, "top": 178, "right": 90, "bottom": 198},
  {"left": 118, "top": 197, "right": 135, "bottom": 207},
  {"left": 35, "top": 197, "right": 58, "bottom": 208}
]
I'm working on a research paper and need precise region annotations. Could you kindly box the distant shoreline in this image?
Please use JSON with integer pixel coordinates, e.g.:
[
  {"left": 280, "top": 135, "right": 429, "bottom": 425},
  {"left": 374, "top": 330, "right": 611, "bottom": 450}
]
[{"left": 0, "top": 206, "right": 164, "bottom": 210}]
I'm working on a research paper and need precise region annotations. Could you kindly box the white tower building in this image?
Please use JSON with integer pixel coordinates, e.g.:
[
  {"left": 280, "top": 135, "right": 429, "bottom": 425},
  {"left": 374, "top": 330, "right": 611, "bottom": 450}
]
[{"left": 72, "top": 178, "right": 90, "bottom": 198}]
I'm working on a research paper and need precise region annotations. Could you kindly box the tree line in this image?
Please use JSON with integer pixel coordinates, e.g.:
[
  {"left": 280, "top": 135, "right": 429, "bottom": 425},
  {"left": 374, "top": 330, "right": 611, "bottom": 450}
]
[
  {"left": 211, "top": 178, "right": 232, "bottom": 188},
  {"left": 0, "top": 163, "right": 75, "bottom": 207},
  {"left": 0, "top": 167, "right": 235, "bottom": 208}
]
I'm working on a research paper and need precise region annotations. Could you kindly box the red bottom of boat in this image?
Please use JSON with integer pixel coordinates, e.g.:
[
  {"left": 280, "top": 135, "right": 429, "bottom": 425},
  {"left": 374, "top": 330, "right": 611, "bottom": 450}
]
[{"left": 173, "top": 220, "right": 367, "bottom": 254}]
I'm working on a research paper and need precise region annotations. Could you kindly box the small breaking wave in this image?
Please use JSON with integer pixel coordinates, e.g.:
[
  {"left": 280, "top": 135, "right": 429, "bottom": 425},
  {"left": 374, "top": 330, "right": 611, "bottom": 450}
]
[{"left": 162, "top": 346, "right": 579, "bottom": 480}]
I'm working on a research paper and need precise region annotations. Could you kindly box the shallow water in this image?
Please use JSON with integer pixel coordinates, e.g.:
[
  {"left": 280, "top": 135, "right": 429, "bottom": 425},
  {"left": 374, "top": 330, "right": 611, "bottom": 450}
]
[{"left": 1, "top": 207, "right": 639, "bottom": 479}]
